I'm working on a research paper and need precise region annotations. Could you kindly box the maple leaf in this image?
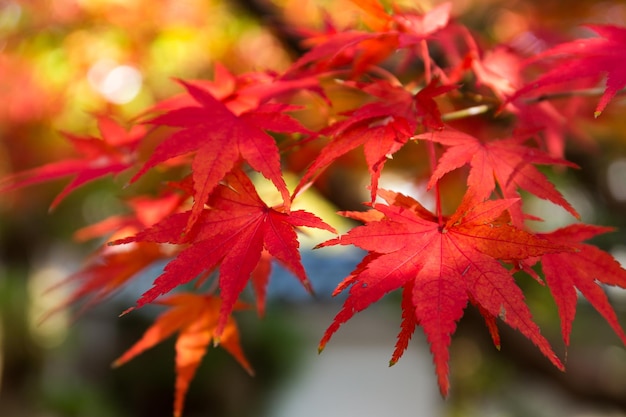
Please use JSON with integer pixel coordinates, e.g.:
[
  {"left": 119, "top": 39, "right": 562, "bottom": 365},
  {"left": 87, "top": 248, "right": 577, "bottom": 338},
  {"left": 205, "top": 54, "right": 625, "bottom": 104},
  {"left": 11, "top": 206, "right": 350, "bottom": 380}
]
[
  {"left": 287, "top": 2, "right": 452, "bottom": 77},
  {"left": 146, "top": 65, "right": 324, "bottom": 118},
  {"left": 318, "top": 191, "right": 568, "bottom": 395},
  {"left": 251, "top": 249, "right": 272, "bottom": 318},
  {"left": 113, "top": 293, "right": 253, "bottom": 417},
  {"left": 0, "top": 115, "right": 144, "bottom": 209},
  {"left": 414, "top": 128, "right": 580, "bottom": 225},
  {"left": 470, "top": 45, "right": 523, "bottom": 100},
  {"left": 49, "top": 241, "right": 165, "bottom": 320},
  {"left": 74, "top": 192, "right": 185, "bottom": 242},
  {"left": 537, "top": 224, "right": 626, "bottom": 347},
  {"left": 41, "top": 193, "right": 185, "bottom": 321},
  {"left": 132, "top": 80, "right": 311, "bottom": 233},
  {"left": 295, "top": 79, "right": 454, "bottom": 201},
  {"left": 288, "top": 30, "right": 392, "bottom": 76},
  {"left": 467, "top": 45, "right": 595, "bottom": 159},
  {"left": 510, "top": 25, "right": 626, "bottom": 117},
  {"left": 117, "top": 169, "right": 336, "bottom": 338}
]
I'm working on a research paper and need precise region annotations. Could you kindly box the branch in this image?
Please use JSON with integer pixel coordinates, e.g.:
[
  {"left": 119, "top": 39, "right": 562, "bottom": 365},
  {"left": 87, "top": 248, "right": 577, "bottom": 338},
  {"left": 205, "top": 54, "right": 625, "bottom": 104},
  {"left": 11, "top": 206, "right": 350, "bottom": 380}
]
[
  {"left": 441, "top": 86, "right": 626, "bottom": 123},
  {"left": 525, "top": 87, "right": 608, "bottom": 103},
  {"left": 441, "top": 104, "right": 492, "bottom": 122}
]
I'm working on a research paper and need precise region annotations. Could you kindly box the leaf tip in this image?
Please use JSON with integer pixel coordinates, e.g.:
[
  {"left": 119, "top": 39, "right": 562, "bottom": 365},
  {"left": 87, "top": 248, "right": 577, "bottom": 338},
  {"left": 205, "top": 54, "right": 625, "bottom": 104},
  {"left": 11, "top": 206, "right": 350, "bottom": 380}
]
[
  {"left": 555, "top": 356, "right": 566, "bottom": 372},
  {"left": 119, "top": 306, "right": 135, "bottom": 317},
  {"left": 303, "top": 279, "right": 315, "bottom": 294},
  {"left": 438, "top": 382, "right": 450, "bottom": 398}
]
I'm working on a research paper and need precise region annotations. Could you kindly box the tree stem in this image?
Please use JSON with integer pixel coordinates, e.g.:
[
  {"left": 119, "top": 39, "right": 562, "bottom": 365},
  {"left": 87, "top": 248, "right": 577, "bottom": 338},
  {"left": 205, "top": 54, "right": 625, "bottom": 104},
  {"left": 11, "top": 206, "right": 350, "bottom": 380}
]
[
  {"left": 441, "top": 86, "right": 626, "bottom": 122},
  {"left": 426, "top": 139, "right": 443, "bottom": 226}
]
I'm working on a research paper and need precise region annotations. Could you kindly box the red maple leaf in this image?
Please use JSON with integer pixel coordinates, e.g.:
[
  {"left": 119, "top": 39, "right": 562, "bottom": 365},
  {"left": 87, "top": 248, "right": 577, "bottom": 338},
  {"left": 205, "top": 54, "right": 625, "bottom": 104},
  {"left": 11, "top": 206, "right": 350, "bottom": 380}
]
[
  {"left": 51, "top": 240, "right": 165, "bottom": 319},
  {"left": 295, "top": 79, "right": 454, "bottom": 201},
  {"left": 117, "top": 168, "right": 336, "bottom": 338},
  {"left": 113, "top": 293, "right": 253, "bottom": 417},
  {"left": 467, "top": 45, "right": 595, "bottom": 159},
  {"left": 510, "top": 25, "right": 626, "bottom": 117},
  {"left": 132, "top": 80, "right": 311, "bottom": 233},
  {"left": 74, "top": 192, "right": 185, "bottom": 242},
  {"left": 0, "top": 115, "right": 144, "bottom": 209},
  {"left": 318, "top": 190, "right": 568, "bottom": 395},
  {"left": 146, "top": 65, "right": 324, "bottom": 119},
  {"left": 287, "top": 1, "right": 452, "bottom": 77},
  {"left": 414, "top": 128, "right": 579, "bottom": 225},
  {"left": 41, "top": 193, "right": 185, "bottom": 321},
  {"left": 537, "top": 224, "right": 626, "bottom": 347}
]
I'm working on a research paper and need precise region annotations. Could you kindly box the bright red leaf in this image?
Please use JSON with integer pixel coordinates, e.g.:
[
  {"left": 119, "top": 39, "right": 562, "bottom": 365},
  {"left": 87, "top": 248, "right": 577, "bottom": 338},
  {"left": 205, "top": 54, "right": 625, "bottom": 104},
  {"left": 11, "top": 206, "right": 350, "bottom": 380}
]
[
  {"left": 318, "top": 190, "right": 568, "bottom": 395},
  {"left": 537, "top": 224, "right": 626, "bottom": 347},
  {"left": 468, "top": 45, "right": 595, "bottom": 159},
  {"left": 414, "top": 128, "right": 580, "bottom": 225},
  {"left": 511, "top": 25, "right": 626, "bottom": 117},
  {"left": 288, "top": 1, "right": 452, "bottom": 77},
  {"left": 0, "top": 115, "right": 144, "bottom": 209},
  {"left": 132, "top": 80, "right": 311, "bottom": 233},
  {"left": 42, "top": 193, "right": 185, "bottom": 320},
  {"left": 117, "top": 168, "right": 336, "bottom": 338},
  {"left": 146, "top": 65, "right": 324, "bottom": 118},
  {"left": 113, "top": 293, "right": 253, "bottom": 417},
  {"left": 295, "top": 79, "right": 454, "bottom": 201}
]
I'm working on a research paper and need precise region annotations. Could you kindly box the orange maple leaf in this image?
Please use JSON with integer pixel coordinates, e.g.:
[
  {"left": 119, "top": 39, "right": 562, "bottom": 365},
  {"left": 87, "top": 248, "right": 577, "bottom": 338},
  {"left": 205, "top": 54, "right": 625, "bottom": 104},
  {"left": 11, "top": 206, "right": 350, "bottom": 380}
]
[{"left": 113, "top": 293, "right": 253, "bottom": 417}]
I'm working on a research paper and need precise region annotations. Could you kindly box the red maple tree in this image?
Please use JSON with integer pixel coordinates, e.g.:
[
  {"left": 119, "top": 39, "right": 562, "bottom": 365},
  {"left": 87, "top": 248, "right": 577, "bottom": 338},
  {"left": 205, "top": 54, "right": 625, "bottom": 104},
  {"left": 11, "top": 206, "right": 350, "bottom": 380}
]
[{"left": 3, "top": 1, "right": 626, "bottom": 416}]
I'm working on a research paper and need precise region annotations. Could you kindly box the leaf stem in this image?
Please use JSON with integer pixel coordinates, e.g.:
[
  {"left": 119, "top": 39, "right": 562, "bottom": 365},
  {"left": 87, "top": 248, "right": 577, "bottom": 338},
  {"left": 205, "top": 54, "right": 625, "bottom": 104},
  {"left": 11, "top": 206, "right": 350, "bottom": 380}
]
[
  {"left": 426, "top": 137, "right": 444, "bottom": 227},
  {"left": 524, "top": 86, "right": 626, "bottom": 103},
  {"left": 440, "top": 86, "right": 626, "bottom": 122},
  {"left": 441, "top": 104, "right": 493, "bottom": 122},
  {"left": 367, "top": 65, "right": 404, "bottom": 87},
  {"left": 421, "top": 40, "right": 431, "bottom": 84}
]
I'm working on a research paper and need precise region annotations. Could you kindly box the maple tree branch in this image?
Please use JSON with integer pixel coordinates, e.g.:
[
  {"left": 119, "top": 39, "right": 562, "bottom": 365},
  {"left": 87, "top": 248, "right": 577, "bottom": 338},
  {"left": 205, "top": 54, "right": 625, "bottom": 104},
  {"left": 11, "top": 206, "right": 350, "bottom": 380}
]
[
  {"left": 421, "top": 39, "right": 432, "bottom": 84},
  {"left": 426, "top": 138, "right": 444, "bottom": 226},
  {"left": 441, "top": 104, "right": 493, "bottom": 122},
  {"left": 367, "top": 66, "right": 404, "bottom": 87},
  {"left": 525, "top": 86, "right": 626, "bottom": 103},
  {"left": 441, "top": 86, "right": 626, "bottom": 123}
]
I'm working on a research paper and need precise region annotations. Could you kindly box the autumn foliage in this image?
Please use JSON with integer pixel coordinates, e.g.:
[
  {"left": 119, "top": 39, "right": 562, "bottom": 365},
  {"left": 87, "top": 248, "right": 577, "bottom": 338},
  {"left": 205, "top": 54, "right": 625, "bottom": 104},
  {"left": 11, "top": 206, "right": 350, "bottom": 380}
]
[{"left": 4, "top": 1, "right": 626, "bottom": 416}]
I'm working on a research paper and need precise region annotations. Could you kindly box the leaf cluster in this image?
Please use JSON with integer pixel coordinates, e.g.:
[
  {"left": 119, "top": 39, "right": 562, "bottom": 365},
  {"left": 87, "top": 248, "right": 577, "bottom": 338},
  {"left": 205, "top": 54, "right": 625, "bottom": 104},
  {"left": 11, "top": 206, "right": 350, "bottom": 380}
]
[{"left": 3, "top": 1, "right": 626, "bottom": 415}]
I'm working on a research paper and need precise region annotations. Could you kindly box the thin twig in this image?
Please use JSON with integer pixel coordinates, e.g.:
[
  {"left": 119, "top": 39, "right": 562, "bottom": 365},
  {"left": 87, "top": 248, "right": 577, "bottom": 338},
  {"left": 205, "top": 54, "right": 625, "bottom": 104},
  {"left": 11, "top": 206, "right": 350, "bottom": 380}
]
[
  {"left": 441, "top": 86, "right": 626, "bottom": 122},
  {"left": 525, "top": 87, "right": 609, "bottom": 103},
  {"left": 441, "top": 104, "right": 493, "bottom": 121}
]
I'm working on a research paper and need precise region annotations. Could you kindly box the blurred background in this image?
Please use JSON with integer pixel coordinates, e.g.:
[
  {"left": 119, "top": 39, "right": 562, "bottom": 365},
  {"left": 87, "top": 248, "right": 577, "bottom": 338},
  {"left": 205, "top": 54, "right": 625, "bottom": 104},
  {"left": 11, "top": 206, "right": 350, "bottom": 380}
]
[{"left": 2, "top": 0, "right": 626, "bottom": 416}]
